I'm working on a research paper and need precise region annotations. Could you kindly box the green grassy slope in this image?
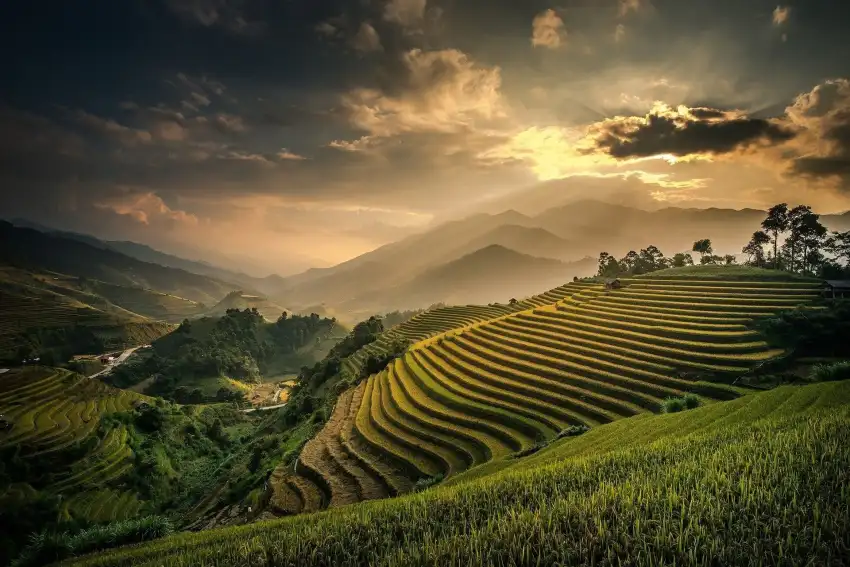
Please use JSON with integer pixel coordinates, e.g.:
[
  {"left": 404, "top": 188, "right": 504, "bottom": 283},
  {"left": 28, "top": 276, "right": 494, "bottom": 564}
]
[
  {"left": 66, "top": 380, "right": 850, "bottom": 566},
  {"left": 0, "top": 365, "right": 253, "bottom": 565},
  {"left": 0, "top": 266, "right": 188, "bottom": 361},
  {"left": 0, "top": 367, "right": 148, "bottom": 523},
  {"left": 273, "top": 271, "right": 823, "bottom": 513}
]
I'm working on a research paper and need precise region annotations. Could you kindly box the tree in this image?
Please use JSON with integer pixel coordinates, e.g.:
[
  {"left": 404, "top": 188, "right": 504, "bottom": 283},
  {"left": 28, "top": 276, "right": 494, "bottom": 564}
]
[
  {"left": 671, "top": 252, "right": 694, "bottom": 268},
  {"left": 597, "top": 252, "right": 621, "bottom": 277},
  {"left": 723, "top": 254, "right": 737, "bottom": 266},
  {"left": 692, "top": 239, "right": 713, "bottom": 262},
  {"left": 636, "top": 245, "right": 665, "bottom": 274},
  {"left": 742, "top": 231, "right": 770, "bottom": 267},
  {"left": 797, "top": 209, "right": 828, "bottom": 274},
  {"left": 597, "top": 252, "right": 610, "bottom": 276},
  {"left": 620, "top": 250, "right": 639, "bottom": 274},
  {"left": 826, "top": 230, "right": 850, "bottom": 266},
  {"left": 761, "top": 203, "right": 789, "bottom": 269}
]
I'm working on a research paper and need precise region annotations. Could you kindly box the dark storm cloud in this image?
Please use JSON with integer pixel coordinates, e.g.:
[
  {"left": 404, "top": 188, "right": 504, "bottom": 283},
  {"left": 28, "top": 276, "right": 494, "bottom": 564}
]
[
  {"left": 587, "top": 107, "right": 797, "bottom": 158},
  {"left": 786, "top": 79, "right": 850, "bottom": 188},
  {"left": 2, "top": 0, "right": 850, "bottom": 238}
]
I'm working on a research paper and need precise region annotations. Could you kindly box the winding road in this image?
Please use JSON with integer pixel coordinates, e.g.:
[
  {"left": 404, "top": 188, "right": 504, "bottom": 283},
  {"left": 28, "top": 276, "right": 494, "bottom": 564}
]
[{"left": 90, "top": 345, "right": 147, "bottom": 379}]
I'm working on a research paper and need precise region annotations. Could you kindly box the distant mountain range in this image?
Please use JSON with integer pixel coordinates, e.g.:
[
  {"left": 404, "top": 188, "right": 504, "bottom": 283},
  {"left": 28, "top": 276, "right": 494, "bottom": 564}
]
[
  {"left": 369, "top": 245, "right": 596, "bottom": 311},
  {"left": 8, "top": 201, "right": 850, "bottom": 321},
  {"left": 266, "top": 200, "right": 850, "bottom": 317},
  {"left": 5, "top": 218, "right": 290, "bottom": 297},
  {"left": 0, "top": 221, "right": 238, "bottom": 305}
]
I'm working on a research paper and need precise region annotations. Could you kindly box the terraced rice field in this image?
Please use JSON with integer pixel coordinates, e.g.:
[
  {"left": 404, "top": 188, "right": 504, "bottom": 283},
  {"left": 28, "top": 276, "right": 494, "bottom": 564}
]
[
  {"left": 69, "top": 380, "right": 850, "bottom": 567},
  {"left": 340, "top": 283, "right": 594, "bottom": 381},
  {"left": 0, "top": 367, "right": 147, "bottom": 521},
  {"left": 0, "top": 289, "right": 108, "bottom": 354},
  {"left": 271, "top": 275, "right": 823, "bottom": 514}
]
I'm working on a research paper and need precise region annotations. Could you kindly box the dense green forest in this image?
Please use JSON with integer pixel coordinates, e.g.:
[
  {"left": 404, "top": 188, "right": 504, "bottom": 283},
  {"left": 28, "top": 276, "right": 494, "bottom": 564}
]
[{"left": 104, "top": 309, "right": 337, "bottom": 403}]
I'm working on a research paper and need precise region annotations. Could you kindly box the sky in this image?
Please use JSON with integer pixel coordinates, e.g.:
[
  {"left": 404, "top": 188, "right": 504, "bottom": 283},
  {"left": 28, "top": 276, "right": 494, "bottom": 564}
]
[{"left": 2, "top": 0, "right": 850, "bottom": 275}]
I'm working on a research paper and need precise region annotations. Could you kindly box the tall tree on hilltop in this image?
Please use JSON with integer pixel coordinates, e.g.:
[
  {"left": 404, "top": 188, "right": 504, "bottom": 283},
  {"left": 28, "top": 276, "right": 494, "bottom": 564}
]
[
  {"left": 826, "top": 231, "right": 850, "bottom": 266},
  {"left": 637, "top": 245, "right": 666, "bottom": 274},
  {"left": 621, "top": 250, "right": 639, "bottom": 274},
  {"left": 798, "top": 211, "right": 828, "bottom": 274},
  {"left": 597, "top": 252, "right": 611, "bottom": 276},
  {"left": 692, "top": 239, "right": 713, "bottom": 263},
  {"left": 783, "top": 205, "right": 826, "bottom": 273},
  {"left": 597, "top": 252, "right": 621, "bottom": 277},
  {"left": 742, "top": 231, "right": 771, "bottom": 267},
  {"left": 761, "top": 203, "right": 789, "bottom": 269}
]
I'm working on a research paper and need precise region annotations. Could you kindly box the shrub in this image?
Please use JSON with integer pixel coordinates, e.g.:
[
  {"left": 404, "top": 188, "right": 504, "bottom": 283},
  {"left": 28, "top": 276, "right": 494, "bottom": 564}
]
[
  {"left": 808, "top": 361, "right": 850, "bottom": 383},
  {"left": 511, "top": 442, "right": 548, "bottom": 459},
  {"left": 413, "top": 474, "right": 444, "bottom": 492},
  {"left": 683, "top": 394, "right": 701, "bottom": 409},
  {"left": 661, "top": 395, "right": 701, "bottom": 414},
  {"left": 11, "top": 516, "right": 174, "bottom": 567},
  {"left": 557, "top": 425, "right": 590, "bottom": 439}
]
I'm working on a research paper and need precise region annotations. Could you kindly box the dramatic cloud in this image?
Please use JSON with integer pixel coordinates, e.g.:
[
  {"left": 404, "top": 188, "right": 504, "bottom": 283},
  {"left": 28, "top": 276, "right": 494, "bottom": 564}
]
[
  {"left": 339, "top": 49, "right": 505, "bottom": 138},
  {"left": 584, "top": 103, "right": 797, "bottom": 159},
  {"left": 772, "top": 6, "right": 790, "bottom": 26},
  {"left": 785, "top": 79, "right": 850, "bottom": 188},
  {"left": 4, "top": 0, "right": 850, "bottom": 271},
  {"left": 277, "top": 149, "right": 307, "bottom": 161},
  {"left": 95, "top": 190, "right": 199, "bottom": 226},
  {"left": 351, "top": 22, "right": 383, "bottom": 53},
  {"left": 531, "top": 10, "right": 567, "bottom": 49},
  {"left": 384, "top": 0, "right": 427, "bottom": 27}
]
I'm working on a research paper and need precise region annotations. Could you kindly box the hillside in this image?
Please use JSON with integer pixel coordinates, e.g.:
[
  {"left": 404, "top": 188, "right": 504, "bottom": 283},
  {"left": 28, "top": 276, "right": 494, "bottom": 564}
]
[
  {"left": 65, "top": 380, "right": 850, "bottom": 566},
  {"left": 104, "top": 309, "right": 344, "bottom": 403},
  {"left": 2, "top": 267, "right": 844, "bottom": 566},
  {"left": 286, "top": 246, "right": 595, "bottom": 319},
  {"left": 269, "top": 211, "right": 539, "bottom": 311},
  {"left": 0, "top": 267, "right": 173, "bottom": 363},
  {"left": 202, "top": 291, "right": 289, "bottom": 321},
  {"left": 372, "top": 245, "right": 595, "bottom": 309},
  {"left": 7, "top": 218, "right": 301, "bottom": 289},
  {"left": 265, "top": 269, "right": 824, "bottom": 514},
  {"left": 0, "top": 222, "right": 237, "bottom": 305},
  {"left": 269, "top": 201, "right": 849, "bottom": 319},
  {"left": 0, "top": 366, "right": 251, "bottom": 565},
  {"left": 446, "top": 224, "right": 573, "bottom": 261}
]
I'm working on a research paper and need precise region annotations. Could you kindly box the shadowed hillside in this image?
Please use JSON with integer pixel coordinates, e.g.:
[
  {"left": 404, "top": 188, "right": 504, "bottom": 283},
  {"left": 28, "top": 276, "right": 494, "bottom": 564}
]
[{"left": 0, "top": 222, "right": 236, "bottom": 305}]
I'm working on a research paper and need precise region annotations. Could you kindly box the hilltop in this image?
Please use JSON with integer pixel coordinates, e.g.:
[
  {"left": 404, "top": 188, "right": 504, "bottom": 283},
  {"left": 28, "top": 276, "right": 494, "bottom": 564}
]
[
  {"left": 202, "top": 291, "right": 289, "bottom": 321},
  {"left": 376, "top": 245, "right": 595, "bottom": 309}
]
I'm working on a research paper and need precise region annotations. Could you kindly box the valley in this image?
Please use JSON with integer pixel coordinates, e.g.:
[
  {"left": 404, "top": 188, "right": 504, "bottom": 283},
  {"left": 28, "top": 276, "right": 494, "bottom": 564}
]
[
  {"left": 5, "top": 4, "right": 850, "bottom": 564},
  {"left": 1, "top": 201, "right": 849, "bottom": 567}
]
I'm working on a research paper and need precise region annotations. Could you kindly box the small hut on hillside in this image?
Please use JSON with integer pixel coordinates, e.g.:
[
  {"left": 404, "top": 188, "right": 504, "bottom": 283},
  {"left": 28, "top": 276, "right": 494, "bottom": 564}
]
[
  {"left": 823, "top": 280, "right": 850, "bottom": 299},
  {"left": 603, "top": 278, "right": 623, "bottom": 291}
]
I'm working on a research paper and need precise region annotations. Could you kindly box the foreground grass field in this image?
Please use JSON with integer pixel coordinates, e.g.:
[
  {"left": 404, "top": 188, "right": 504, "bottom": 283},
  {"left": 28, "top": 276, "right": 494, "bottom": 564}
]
[
  {"left": 272, "top": 272, "right": 823, "bottom": 512},
  {"left": 66, "top": 380, "right": 850, "bottom": 566}
]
